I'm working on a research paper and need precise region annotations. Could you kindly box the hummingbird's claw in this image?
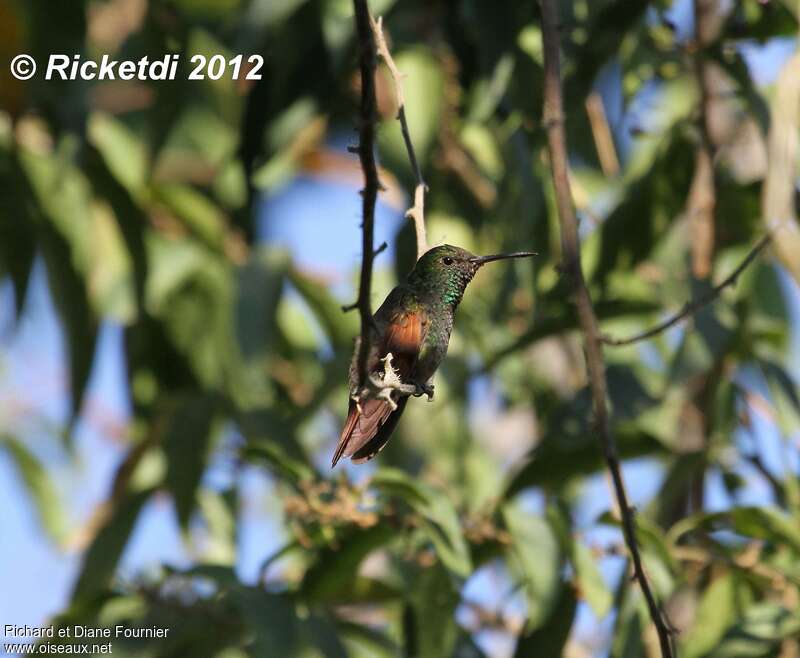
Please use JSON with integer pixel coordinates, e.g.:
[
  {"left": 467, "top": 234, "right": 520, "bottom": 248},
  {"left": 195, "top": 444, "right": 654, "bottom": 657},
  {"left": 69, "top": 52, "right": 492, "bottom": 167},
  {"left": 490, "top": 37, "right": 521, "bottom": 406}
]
[{"left": 413, "top": 382, "right": 435, "bottom": 401}]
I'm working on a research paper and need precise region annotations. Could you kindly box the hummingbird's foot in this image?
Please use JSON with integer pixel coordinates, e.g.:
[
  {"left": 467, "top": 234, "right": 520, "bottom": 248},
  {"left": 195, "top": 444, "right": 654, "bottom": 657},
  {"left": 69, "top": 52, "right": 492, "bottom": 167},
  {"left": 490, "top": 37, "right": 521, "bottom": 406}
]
[{"left": 413, "top": 382, "right": 435, "bottom": 401}]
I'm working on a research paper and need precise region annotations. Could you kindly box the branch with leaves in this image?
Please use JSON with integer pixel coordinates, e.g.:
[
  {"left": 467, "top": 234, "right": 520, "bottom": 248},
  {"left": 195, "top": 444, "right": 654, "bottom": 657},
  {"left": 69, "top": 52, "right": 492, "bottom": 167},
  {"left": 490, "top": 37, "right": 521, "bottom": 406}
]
[
  {"left": 601, "top": 234, "right": 771, "bottom": 347},
  {"left": 538, "top": 1, "right": 675, "bottom": 656}
]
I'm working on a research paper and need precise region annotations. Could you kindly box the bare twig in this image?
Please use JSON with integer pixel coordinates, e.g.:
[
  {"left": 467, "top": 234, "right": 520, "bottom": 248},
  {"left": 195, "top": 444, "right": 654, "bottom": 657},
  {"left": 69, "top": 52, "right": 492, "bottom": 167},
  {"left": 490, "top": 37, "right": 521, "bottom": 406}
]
[
  {"left": 600, "top": 234, "right": 771, "bottom": 347},
  {"left": 538, "top": 2, "right": 674, "bottom": 656},
  {"left": 687, "top": 0, "right": 728, "bottom": 279},
  {"left": 585, "top": 92, "right": 619, "bottom": 177},
  {"left": 686, "top": 146, "right": 716, "bottom": 279},
  {"left": 370, "top": 15, "right": 428, "bottom": 259},
  {"left": 763, "top": 50, "right": 800, "bottom": 284},
  {"left": 350, "top": 0, "right": 381, "bottom": 388},
  {"left": 406, "top": 183, "right": 427, "bottom": 260}
]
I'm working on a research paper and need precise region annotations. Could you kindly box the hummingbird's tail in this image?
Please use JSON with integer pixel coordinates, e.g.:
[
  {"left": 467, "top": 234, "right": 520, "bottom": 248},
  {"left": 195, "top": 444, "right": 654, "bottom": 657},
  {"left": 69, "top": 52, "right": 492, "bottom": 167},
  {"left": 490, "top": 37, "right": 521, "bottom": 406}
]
[{"left": 331, "top": 396, "right": 408, "bottom": 467}]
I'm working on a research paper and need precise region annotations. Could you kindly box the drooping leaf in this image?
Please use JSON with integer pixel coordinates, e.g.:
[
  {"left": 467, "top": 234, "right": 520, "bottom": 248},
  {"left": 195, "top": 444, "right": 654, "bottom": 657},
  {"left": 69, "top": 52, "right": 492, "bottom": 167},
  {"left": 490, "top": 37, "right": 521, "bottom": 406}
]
[
  {"left": 681, "top": 572, "right": 739, "bottom": 658},
  {"left": 714, "top": 602, "right": 800, "bottom": 658},
  {"left": 0, "top": 435, "right": 65, "bottom": 541},
  {"left": 513, "top": 584, "right": 577, "bottom": 658},
  {"left": 669, "top": 506, "right": 800, "bottom": 553},
  {"left": 71, "top": 489, "right": 153, "bottom": 601},
  {"left": 371, "top": 469, "right": 472, "bottom": 577},
  {"left": 163, "top": 392, "right": 220, "bottom": 529},
  {"left": 300, "top": 524, "right": 395, "bottom": 603},
  {"left": 502, "top": 504, "right": 562, "bottom": 631},
  {"left": 403, "top": 561, "right": 460, "bottom": 658},
  {"left": 572, "top": 539, "right": 613, "bottom": 619}
]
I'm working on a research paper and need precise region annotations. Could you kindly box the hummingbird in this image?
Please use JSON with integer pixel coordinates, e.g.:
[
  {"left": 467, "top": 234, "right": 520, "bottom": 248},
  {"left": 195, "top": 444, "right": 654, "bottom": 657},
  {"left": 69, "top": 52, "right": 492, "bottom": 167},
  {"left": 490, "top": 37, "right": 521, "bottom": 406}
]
[{"left": 331, "top": 244, "right": 535, "bottom": 467}]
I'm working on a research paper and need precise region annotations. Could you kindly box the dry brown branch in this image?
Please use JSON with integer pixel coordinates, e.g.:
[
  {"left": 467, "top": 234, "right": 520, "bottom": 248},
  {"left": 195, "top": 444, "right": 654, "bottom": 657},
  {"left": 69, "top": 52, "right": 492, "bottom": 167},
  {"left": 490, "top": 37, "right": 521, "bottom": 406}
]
[
  {"left": 585, "top": 92, "right": 619, "bottom": 177},
  {"left": 600, "top": 234, "right": 771, "bottom": 347},
  {"left": 538, "top": 1, "right": 674, "bottom": 655},
  {"left": 370, "top": 15, "right": 428, "bottom": 260},
  {"left": 763, "top": 50, "right": 800, "bottom": 285},
  {"left": 687, "top": 0, "right": 727, "bottom": 279},
  {"left": 686, "top": 147, "right": 716, "bottom": 279},
  {"left": 349, "top": 0, "right": 381, "bottom": 388}
]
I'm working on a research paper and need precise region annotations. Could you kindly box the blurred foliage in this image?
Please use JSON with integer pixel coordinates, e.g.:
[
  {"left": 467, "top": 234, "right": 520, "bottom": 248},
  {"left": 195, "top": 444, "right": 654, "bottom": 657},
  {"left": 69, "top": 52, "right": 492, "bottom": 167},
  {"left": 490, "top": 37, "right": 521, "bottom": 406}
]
[{"left": 2, "top": 0, "right": 800, "bottom": 656}]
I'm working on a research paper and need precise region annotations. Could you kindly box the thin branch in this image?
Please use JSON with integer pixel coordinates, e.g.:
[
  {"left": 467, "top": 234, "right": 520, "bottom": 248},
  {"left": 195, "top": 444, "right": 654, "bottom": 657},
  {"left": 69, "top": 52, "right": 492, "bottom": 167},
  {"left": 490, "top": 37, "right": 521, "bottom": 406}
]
[
  {"left": 688, "top": 0, "right": 726, "bottom": 280},
  {"left": 585, "top": 92, "right": 619, "bottom": 177},
  {"left": 538, "top": 2, "right": 675, "bottom": 656},
  {"left": 370, "top": 15, "right": 428, "bottom": 260},
  {"left": 601, "top": 234, "right": 771, "bottom": 347},
  {"left": 406, "top": 183, "right": 427, "bottom": 261},
  {"left": 762, "top": 50, "right": 800, "bottom": 283},
  {"left": 351, "top": 0, "right": 381, "bottom": 388}
]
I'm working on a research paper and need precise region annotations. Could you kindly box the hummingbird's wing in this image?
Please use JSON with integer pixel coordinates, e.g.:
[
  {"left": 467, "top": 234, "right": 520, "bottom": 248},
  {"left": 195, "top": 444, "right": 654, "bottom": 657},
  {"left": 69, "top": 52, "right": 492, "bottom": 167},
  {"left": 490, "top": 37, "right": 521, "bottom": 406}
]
[{"left": 331, "top": 305, "right": 428, "bottom": 467}]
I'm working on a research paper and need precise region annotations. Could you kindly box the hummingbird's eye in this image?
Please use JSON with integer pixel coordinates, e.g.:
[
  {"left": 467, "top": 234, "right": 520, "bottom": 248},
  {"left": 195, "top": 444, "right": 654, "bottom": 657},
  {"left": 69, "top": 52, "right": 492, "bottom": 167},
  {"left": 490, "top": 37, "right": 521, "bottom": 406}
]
[{"left": 442, "top": 257, "right": 454, "bottom": 266}]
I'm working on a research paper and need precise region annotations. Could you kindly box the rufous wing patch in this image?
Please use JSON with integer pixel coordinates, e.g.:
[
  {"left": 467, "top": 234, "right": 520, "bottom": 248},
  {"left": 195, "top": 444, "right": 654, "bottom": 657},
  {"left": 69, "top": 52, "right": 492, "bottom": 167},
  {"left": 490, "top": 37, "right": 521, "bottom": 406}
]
[
  {"left": 331, "top": 308, "right": 428, "bottom": 467},
  {"left": 382, "top": 309, "right": 427, "bottom": 379}
]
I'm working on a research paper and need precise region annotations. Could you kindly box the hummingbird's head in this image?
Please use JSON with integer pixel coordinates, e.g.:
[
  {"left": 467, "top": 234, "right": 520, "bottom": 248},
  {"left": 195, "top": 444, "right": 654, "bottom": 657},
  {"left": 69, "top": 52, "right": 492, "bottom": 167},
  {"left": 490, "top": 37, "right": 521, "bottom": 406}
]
[{"left": 409, "top": 244, "right": 535, "bottom": 307}]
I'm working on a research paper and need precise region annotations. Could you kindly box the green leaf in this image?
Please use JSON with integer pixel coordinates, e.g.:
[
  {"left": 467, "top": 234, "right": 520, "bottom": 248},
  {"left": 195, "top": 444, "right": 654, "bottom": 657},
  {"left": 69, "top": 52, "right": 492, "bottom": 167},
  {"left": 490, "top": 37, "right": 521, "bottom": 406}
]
[
  {"left": 403, "top": 562, "right": 460, "bottom": 658},
  {"left": 38, "top": 216, "right": 98, "bottom": 422},
  {"left": 16, "top": 146, "right": 99, "bottom": 419},
  {"left": 378, "top": 48, "right": 444, "bottom": 169},
  {"left": 288, "top": 265, "right": 357, "bottom": 349},
  {"left": 71, "top": 489, "right": 153, "bottom": 601},
  {"left": 230, "top": 586, "right": 303, "bottom": 656},
  {"left": 153, "top": 184, "right": 229, "bottom": 254},
  {"left": 514, "top": 584, "right": 577, "bottom": 658},
  {"left": 236, "top": 249, "right": 287, "bottom": 361},
  {"left": 87, "top": 113, "right": 148, "bottom": 200},
  {"left": 243, "top": 440, "right": 315, "bottom": 484},
  {"left": 670, "top": 506, "right": 800, "bottom": 553},
  {"left": 196, "top": 488, "right": 237, "bottom": 565},
  {"left": 502, "top": 504, "right": 561, "bottom": 631},
  {"left": 0, "top": 150, "right": 36, "bottom": 318},
  {"left": 300, "top": 524, "right": 395, "bottom": 602},
  {"left": 681, "top": 572, "right": 738, "bottom": 658},
  {"left": 163, "top": 393, "right": 219, "bottom": 528},
  {"left": 572, "top": 540, "right": 613, "bottom": 618},
  {"left": 504, "top": 395, "right": 665, "bottom": 497},
  {"left": 0, "top": 435, "right": 65, "bottom": 541},
  {"left": 610, "top": 578, "right": 646, "bottom": 658},
  {"left": 646, "top": 452, "right": 708, "bottom": 527},
  {"left": 145, "top": 235, "right": 248, "bottom": 401},
  {"left": 371, "top": 469, "right": 472, "bottom": 577},
  {"left": 339, "top": 622, "right": 400, "bottom": 658},
  {"left": 715, "top": 603, "right": 800, "bottom": 657}
]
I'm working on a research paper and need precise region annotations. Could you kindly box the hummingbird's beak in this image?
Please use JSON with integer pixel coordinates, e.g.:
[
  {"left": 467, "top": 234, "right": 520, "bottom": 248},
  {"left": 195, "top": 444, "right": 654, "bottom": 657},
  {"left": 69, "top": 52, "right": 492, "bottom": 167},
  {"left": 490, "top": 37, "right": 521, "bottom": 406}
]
[{"left": 469, "top": 251, "right": 537, "bottom": 266}]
